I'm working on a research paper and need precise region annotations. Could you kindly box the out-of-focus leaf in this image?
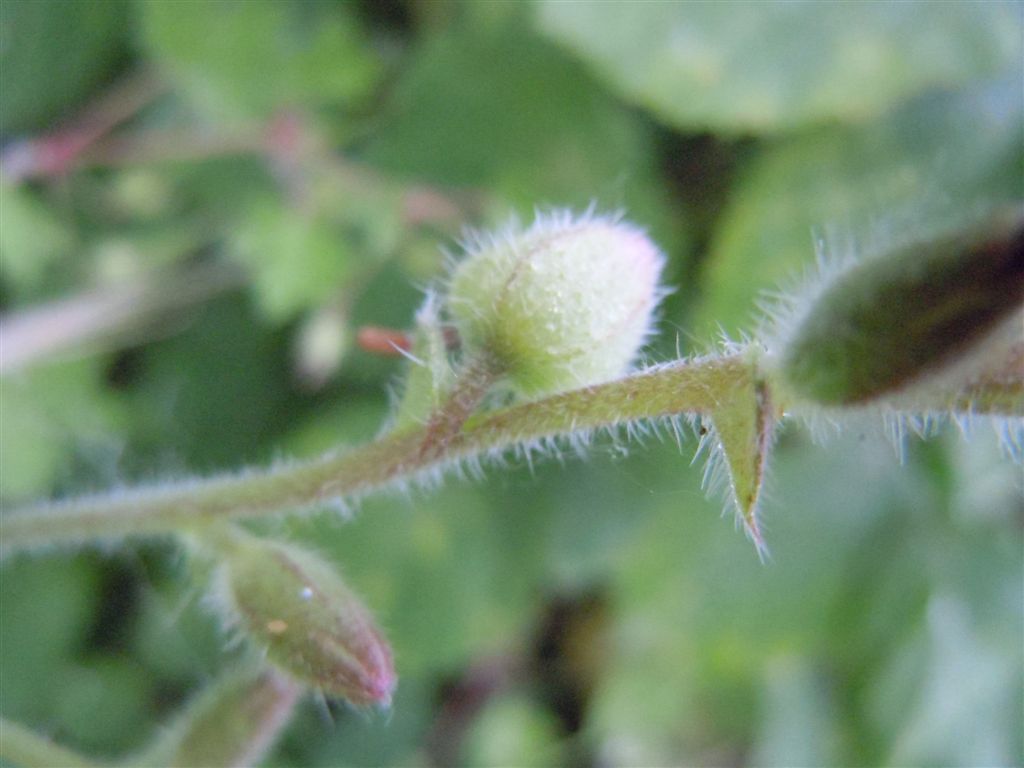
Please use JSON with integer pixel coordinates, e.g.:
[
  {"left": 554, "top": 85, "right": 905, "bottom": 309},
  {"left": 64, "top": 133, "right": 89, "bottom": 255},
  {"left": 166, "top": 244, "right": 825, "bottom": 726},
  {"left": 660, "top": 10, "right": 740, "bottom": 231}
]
[
  {"left": 586, "top": 432, "right": 926, "bottom": 762},
  {"left": 852, "top": 433, "right": 1024, "bottom": 766},
  {"left": 53, "top": 656, "right": 156, "bottom": 755},
  {"left": 139, "top": 0, "right": 382, "bottom": 119},
  {"left": 463, "top": 694, "right": 562, "bottom": 768},
  {"left": 535, "top": 1, "right": 1023, "bottom": 133},
  {"left": 885, "top": 597, "right": 1020, "bottom": 766},
  {"left": 130, "top": 579, "right": 226, "bottom": 685},
  {"left": 0, "top": 358, "right": 124, "bottom": 500},
  {"left": 0, "top": 181, "right": 74, "bottom": 295},
  {"left": 0, "top": 555, "right": 102, "bottom": 721},
  {"left": 123, "top": 294, "right": 299, "bottom": 471},
  {"left": 748, "top": 656, "right": 838, "bottom": 767},
  {"left": 229, "top": 198, "right": 355, "bottom": 321},
  {"left": 364, "top": 16, "right": 684, "bottom": 255},
  {"left": 696, "top": 75, "right": 1024, "bottom": 337},
  {"left": 274, "top": 676, "right": 433, "bottom": 768},
  {"left": 0, "top": 0, "right": 128, "bottom": 134}
]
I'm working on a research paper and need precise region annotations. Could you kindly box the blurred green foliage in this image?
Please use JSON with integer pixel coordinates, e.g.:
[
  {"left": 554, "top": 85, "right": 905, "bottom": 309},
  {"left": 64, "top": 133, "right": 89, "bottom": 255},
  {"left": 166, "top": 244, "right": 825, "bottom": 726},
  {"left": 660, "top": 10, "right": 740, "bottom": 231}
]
[
  {"left": 1, "top": 1, "right": 1021, "bottom": 767},
  {"left": 141, "top": 0, "right": 382, "bottom": 120},
  {"left": 0, "top": 0, "right": 129, "bottom": 134},
  {"left": 537, "top": 1, "right": 1020, "bottom": 132}
]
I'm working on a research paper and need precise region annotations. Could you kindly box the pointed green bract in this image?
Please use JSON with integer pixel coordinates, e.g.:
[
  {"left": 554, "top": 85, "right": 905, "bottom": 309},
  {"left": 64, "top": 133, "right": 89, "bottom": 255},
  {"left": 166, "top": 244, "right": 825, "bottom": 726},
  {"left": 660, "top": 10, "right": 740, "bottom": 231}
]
[{"left": 706, "top": 352, "right": 774, "bottom": 554}]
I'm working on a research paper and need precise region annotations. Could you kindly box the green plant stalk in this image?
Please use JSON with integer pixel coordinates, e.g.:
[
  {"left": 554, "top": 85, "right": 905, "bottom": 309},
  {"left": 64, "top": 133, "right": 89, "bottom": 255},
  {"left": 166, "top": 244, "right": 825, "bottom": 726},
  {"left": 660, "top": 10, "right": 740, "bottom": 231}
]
[
  {"left": 0, "top": 718, "right": 99, "bottom": 768},
  {"left": 2, "top": 353, "right": 751, "bottom": 551},
  {"left": 416, "top": 350, "right": 506, "bottom": 461}
]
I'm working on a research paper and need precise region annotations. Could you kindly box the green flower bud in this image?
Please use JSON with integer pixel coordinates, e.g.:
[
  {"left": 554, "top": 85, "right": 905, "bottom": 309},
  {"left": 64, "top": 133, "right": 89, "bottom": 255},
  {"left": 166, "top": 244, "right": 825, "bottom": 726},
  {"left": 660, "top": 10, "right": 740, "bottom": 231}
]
[
  {"left": 447, "top": 210, "right": 665, "bottom": 395},
  {"left": 136, "top": 664, "right": 300, "bottom": 768},
  {"left": 212, "top": 530, "right": 396, "bottom": 708},
  {"left": 776, "top": 206, "right": 1024, "bottom": 407}
]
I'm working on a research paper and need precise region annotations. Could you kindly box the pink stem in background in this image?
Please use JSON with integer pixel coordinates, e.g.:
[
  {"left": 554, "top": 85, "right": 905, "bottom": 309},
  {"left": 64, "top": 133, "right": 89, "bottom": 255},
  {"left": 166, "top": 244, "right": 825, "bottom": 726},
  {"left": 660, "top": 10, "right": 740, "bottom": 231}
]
[
  {"left": 0, "top": 260, "right": 245, "bottom": 374},
  {"left": 1, "top": 69, "right": 167, "bottom": 181}
]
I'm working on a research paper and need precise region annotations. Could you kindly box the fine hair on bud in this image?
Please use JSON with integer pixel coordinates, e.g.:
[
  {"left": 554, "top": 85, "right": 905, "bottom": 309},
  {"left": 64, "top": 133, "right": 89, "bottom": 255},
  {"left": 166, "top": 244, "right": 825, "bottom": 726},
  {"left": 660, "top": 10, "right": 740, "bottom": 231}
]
[
  {"left": 446, "top": 209, "right": 666, "bottom": 396},
  {"left": 209, "top": 529, "right": 396, "bottom": 708},
  {"left": 773, "top": 205, "right": 1024, "bottom": 408}
]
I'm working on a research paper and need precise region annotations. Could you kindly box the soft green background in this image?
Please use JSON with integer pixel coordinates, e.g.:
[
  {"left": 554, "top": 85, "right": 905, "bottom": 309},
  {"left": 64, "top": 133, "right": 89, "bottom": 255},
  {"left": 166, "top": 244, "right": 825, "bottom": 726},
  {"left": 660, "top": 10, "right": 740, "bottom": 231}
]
[{"left": 1, "top": 1, "right": 1021, "bottom": 766}]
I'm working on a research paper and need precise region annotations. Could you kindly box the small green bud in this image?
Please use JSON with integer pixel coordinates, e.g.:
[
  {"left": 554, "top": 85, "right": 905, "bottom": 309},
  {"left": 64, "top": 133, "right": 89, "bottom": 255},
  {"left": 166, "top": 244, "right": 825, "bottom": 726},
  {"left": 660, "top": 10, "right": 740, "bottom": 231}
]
[
  {"left": 447, "top": 210, "right": 665, "bottom": 395},
  {"left": 776, "top": 207, "right": 1024, "bottom": 407},
  {"left": 136, "top": 664, "right": 300, "bottom": 768},
  {"left": 212, "top": 530, "right": 396, "bottom": 708}
]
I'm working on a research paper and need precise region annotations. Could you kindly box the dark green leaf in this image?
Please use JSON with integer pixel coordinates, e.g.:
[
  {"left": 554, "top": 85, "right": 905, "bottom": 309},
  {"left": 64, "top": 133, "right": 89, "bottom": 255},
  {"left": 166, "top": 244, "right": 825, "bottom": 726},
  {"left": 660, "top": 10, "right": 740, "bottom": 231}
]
[{"left": 0, "top": 0, "right": 128, "bottom": 134}]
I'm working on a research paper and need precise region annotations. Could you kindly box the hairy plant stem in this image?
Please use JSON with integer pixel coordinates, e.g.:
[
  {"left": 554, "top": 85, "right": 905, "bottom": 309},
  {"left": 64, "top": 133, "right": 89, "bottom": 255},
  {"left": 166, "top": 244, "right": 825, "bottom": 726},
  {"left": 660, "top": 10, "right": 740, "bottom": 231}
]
[
  {"left": 2, "top": 354, "right": 751, "bottom": 551},
  {"left": 417, "top": 350, "right": 505, "bottom": 460},
  {"left": 0, "top": 718, "right": 99, "bottom": 768}
]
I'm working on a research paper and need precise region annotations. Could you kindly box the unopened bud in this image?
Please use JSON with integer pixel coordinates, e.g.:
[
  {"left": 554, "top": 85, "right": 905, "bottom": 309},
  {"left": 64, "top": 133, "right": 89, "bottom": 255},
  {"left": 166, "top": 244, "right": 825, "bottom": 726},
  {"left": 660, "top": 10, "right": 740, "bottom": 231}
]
[
  {"left": 447, "top": 210, "right": 665, "bottom": 395},
  {"left": 212, "top": 530, "right": 396, "bottom": 707},
  {"left": 777, "top": 206, "right": 1024, "bottom": 407},
  {"left": 138, "top": 664, "right": 300, "bottom": 768}
]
